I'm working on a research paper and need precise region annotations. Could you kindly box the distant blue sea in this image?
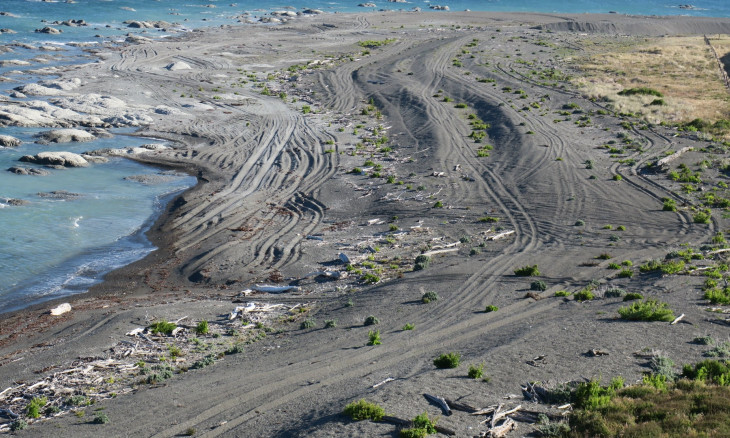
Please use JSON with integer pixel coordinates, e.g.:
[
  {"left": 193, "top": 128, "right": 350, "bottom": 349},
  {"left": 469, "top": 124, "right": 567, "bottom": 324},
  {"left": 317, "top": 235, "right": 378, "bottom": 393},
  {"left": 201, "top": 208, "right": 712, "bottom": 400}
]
[{"left": 0, "top": 0, "right": 727, "bottom": 314}]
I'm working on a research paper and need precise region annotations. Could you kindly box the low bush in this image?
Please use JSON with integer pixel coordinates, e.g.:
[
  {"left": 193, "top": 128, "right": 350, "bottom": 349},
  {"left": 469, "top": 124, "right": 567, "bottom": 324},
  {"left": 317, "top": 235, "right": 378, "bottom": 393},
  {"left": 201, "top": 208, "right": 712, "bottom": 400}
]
[
  {"left": 93, "top": 412, "right": 109, "bottom": 424},
  {"left": 414, "top": 255, "right": 431, "bottom": 271},
  {"left": 603, "top": 288, "right": 625, "bottom": 298},
  {"left": 402, "top": 323, "right": 415, "bottom": 330},
  {"left": 343, "top": 399, "right": 385, "bottom": 421},
  {"left": 554, "top": 290, "right": 570, "bottom": 297},
  {"left": 422, "top": 291, "right": 439, "bottom": 303},
  {"left": 324, "top": 319, "right": 337, "bottom": 328},
  {"left": 514, "top": 264, "right": 540, "bottom": 276},
  {"left": 400, "top": 412, "right": 438, "bottom": 438},
  {"left": 301, "top": 319, "right": 315, "bottom": 329},
  {"left": 434, "top": 352, "right": 461, "bottom": 369},
  {"left": 195, "top": 320, "right": 209, "bottom": 335},
  {"left": 364, "top": 315, "right": 380, "bottom": 326},
  {"left": 623, "top": 292, "right": 643, "bottom": 301},
  {"left": 468, "top": 362, "right": 485, "bottom": 379},
  {"left": 662, "top": 198, "right": 677, "bottom": 211},
  {"left": 617, "top": 269, "right": 634, "bottom": 278},
  {"left": 26, "top": 396, "right": 48, "bottom": 419},
  {"left": 149, "top": 320, "right": 177, "bottom": 335},
  {"left": 574, "top": 289, "right": 594, "bottom": 302},
  {"left": 367, "top": 330, "right": 381, "bottom": 346},
  {"left": 618, "top": 299, "right": 675, "bottom": 321},
  {"left": 530, "top": 280, "right": 547, "bottom": 291},
  {"left": 485, "top": 305, "right": 499, "bottom": 312}
]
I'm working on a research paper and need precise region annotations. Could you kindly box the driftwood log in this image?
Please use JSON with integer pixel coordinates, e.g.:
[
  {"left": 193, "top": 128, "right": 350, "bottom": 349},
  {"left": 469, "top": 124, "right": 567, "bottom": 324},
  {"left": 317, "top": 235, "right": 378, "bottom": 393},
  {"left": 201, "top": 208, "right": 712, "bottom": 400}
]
[{"left": 424, "top": 393, "right": 452, "bottom": 416}]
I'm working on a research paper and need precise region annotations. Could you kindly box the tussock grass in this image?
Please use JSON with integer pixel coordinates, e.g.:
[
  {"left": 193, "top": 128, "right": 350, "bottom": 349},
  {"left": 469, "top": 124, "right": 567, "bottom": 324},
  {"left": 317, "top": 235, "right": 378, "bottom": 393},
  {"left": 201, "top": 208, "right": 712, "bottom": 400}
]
[{"left": 572, "top": 36, "right": 730, "bottom": 132}]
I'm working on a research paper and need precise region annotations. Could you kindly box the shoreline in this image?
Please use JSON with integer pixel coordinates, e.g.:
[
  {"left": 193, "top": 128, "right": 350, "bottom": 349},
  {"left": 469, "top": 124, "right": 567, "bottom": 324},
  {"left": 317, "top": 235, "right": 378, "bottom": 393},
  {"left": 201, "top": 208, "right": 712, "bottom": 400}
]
[{"left": 1, "top": 10, "right": 730, "bottom": 436}]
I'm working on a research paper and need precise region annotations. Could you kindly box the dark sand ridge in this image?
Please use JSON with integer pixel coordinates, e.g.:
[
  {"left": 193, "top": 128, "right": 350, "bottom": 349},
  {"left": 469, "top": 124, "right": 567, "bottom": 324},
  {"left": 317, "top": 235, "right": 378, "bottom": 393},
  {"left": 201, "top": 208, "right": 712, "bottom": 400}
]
[{"left": 1, "top": 11, "right": 730, "bottom": 437}]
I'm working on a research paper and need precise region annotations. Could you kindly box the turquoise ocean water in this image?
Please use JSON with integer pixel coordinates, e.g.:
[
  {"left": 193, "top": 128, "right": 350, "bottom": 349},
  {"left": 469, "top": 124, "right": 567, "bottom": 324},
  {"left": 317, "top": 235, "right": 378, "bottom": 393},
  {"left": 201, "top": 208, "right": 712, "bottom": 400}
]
[{"left": 0, "top": 0, "right": 727, "bottom": 313}]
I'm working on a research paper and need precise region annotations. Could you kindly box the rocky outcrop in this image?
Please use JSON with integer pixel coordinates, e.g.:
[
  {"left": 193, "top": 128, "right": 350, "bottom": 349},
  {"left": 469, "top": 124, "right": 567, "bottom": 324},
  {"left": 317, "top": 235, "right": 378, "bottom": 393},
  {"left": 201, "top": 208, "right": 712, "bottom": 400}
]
[
  {"left": 5, "top": 198, "right": 29, "bottom": 206},
  {"left": 19, "top": 151, "right": 89, "bottom": 168},
  {"left": 36, "top": 128, "right": 95, "bottom": 144},
  {"left": 0, "top": 135, "right": 21, "bottom": 147},
  {"left": 35, "top": 27, "right": 62, "bottom": 34},
  {"left": 7, "top": 166, "right": 51, "bottom": 176},
  {"left": 37, "top": 190, "right": 82, "bottom": 199},
  {"left": 124, "top": 20, "right": 172, "bottom": 29},
  {"left": 15, "top": 78, "right": 82, "bottom": 96},
  {"left": 50, "top": 19, "right": 87, "bottom": 27}
]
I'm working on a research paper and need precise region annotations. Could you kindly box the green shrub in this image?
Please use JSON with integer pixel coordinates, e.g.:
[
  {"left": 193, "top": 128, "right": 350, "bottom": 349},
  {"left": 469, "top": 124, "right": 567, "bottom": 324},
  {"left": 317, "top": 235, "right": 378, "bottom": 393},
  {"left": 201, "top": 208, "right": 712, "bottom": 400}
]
[
  {"left": 402, "top": 323, "right": 415, "bottom": 330},
  {"left": 530, "top": 280, "right": 547, "bottom": 291},
  {"left": 618, "top": 299, "right": 675, "bottom": 321},
  {"left": 574, "top": 377, "right": 623, "bottom": 410},
  {"left": 149, "top": 320, "right": 177, "bottom": 335},
  {"left": 195, "top": 320, "right": 209, "bottom": 335},
  {"left": 191, "top": 354, "right": 216, "bottom": 369},
  {"left": 66, "top": 395, "right": 89, "bottom": 407},
  {"left": 468, "top": 363, "right": 485, "bottom": 379},
  {"left": 367, "top": 330, "right": 381, "bottom": 346},
  {"left": 514, "top": 264, "right": 540, "bottom": 276},
  {"left": 324, "top": 319, "right": 337, "bottom": 328},
  {"left": 682, "top": 359, "right": 730, "bottom": 384},
  {"left": 618, "top": 87, "right": 663, "bottom": 97},
  {"left": 613, "top": 174, "right": 623, "bottom": 181},
  {"left": 301, "top": 319, "right": 315, "bottom": 329},
  {"left": 575, "top": 219, "right": 585, "bottom": 226},
  {"left": 399, "top": 412, "right": 439, "bottom": 437},
  {"left": 400, "top": 428, "right": 428, "bottom": 438},
  {"left": 26, "top": 396, "right": 48, "bottom": 419},
  {"left": 434, "top": 352, "right": 461, "bottom": 369},
  {"left": 694, "top": 210, "right": 712, "bottom": 224},
  {"left": 343, "top": 399, "right": 385, "bottom": 421},
  {"left": 225, "top": 344, "right": 244, "bottom": 355},
  {"left": 638, "top": 260, "right": 662, "bottom": 272},
  {"left": 554, "top": 290, "right": 570, "bottom": 297},
  {"left": 422, "top": 291, "right": 439, "bottom": 303},
  {"left": 617, "top": 269, "right": 634, "bottom": 278},
  {"left": 485, "top": 305, "right": 499, "bottom": 312},
  {"left": 574, "top": 289, "right": 594, "bottom": 302},
  {"left": 662, "top": 198, "right": 677, "bottom": 211},
  {"left": 93, "top": 411, "right": 110, "bottom": 424},
  {"left": 302, "top": 105, "right": 311, "bottom": 114},
  {"left": 479, "top": 216, "right": 500, "bottom": 223},
  {"left": 364, "top": 315, "right": 380, "bottom": 326},
  {"left": 361, "top": 273, "right": 380, "bottom": 284},
  {"left": 694, "top": 335, "right": 715, "bottom": 346},
  {"left": 603, "top": 288, "right": 625, "bottom": 298},
  {"left": 623, "top": 292, "right": 643, "bottom": 301},
  {"left": 607, "top": 262, "right": 621, "bottom": 270},
  {"left": 414, "top": 255, "right": 431, "bottom": 271},
  {"left": 660, "top": 260, "right": 685, "bottom": 274},
  {"left": 10, "top": 419, "right": 27, "bottom": 431},
  {"left": 705, "top": 287, "right": 730, "bottom": 304},
  {"left": 433, "top": 200, "right": 443, "bottom": 208}
]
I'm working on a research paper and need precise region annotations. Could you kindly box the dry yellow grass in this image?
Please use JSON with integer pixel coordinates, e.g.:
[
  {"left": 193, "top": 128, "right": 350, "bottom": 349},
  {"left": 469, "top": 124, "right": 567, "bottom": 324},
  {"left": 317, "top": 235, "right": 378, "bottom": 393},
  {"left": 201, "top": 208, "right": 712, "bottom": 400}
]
[{"left": 571, "top": 36, "right": 730, "bottom": 128}]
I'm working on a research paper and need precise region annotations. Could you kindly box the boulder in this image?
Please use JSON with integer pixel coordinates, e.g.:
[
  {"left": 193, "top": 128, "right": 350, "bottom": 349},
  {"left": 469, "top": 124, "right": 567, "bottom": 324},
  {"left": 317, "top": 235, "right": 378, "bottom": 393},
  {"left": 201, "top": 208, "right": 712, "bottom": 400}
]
[
  {"left": 5, "top": 198, "right": 29, "bottom": 206},
  {"left": 36, "top": 128, "right": 95, "bottom": 143},
  {"left": 19, "top": 151, "right": 89, "bottom": 167},
  {"left": 0, "top": 135, "right": 21, "bottom": 147},
  {"left": 35, "top": 27, "right": 62, "bottom": 34},
  {"left": 7, "top": 166, "right": 50, "bottom": 176}
]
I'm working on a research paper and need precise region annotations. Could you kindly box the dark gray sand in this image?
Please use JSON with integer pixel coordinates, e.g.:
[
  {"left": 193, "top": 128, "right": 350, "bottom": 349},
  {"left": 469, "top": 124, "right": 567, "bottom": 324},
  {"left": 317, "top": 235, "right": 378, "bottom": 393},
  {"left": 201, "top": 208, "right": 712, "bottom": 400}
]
[{"left": 2, "top": 11, "right": 730, "bottom": 437}]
